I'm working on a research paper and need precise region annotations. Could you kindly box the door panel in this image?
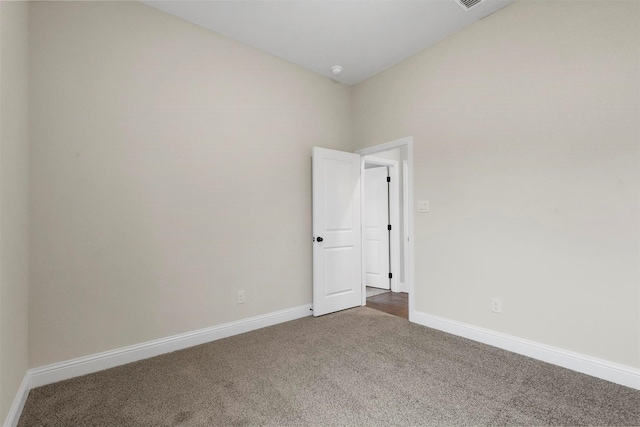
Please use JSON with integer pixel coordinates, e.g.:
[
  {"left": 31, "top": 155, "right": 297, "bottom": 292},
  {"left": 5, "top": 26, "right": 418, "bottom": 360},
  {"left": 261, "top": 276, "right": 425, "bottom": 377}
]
[
  {"left": 312, "top": 147, "right": 362, "bottom": 316},
  {"left": 324, "top": 159, "right": 355, "bottom": 231},
  {"left": 364, "top": 167, "right": 390, "bottom": 289},
  {"left": 324, "top": 247, "right": 354, "bottom": 296}
]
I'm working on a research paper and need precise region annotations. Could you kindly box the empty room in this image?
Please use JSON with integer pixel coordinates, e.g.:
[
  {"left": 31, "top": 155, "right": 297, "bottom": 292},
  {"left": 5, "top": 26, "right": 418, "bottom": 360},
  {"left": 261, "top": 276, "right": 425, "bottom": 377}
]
[{"left": 1, "top": 0, "right": 638, "bottom": 425}]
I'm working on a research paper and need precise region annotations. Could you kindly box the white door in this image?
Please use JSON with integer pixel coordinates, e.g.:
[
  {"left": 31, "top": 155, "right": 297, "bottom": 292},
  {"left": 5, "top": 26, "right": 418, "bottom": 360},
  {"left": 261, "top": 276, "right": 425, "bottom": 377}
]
[
  {"left": 312, "top": 147, "right": 362, "bottom": 317},
  {"left": 364, "top": 166, "right": 390, "bottom": 289}
]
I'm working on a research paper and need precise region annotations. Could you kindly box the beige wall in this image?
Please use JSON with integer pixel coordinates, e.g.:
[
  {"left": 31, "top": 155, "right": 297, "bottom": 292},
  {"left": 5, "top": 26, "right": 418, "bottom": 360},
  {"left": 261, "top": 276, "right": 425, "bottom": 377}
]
[
  {"left": 0, "top": 0, "right": 30, "bottom": 421},
  {"left": 17, "top": 0, "right": 640, "bottom": 380},
  {"left": 29, "top": 1, "right": 352, "bottom": 367},
  {"left": 354, "top": 1, "right": 639, "bottom": 367}
]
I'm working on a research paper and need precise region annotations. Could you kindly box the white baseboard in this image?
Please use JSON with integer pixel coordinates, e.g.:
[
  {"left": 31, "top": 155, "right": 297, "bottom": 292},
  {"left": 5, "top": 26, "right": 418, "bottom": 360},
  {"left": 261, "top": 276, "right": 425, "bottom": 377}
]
[
  {"left": 9, "top": 305, "right": 636, "bottom": 426},
  {"left": 398, "top": 281, "right": 409, "bottom": 293},
  {"left": 3, "top": 373, "right": 30, "bottom": 427},
  {"left": 29, "top": 304, "right": 312, "bottom": 389},
  {"left": 412, "top": 310, "right": 640, "bottom": 390}
]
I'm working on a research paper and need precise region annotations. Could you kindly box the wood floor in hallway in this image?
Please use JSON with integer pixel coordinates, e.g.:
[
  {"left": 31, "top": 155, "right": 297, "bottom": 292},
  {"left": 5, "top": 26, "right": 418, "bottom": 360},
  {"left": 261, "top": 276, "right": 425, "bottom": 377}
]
[{"left": 366, "top": 291, "right": 408, "bottom": 319}]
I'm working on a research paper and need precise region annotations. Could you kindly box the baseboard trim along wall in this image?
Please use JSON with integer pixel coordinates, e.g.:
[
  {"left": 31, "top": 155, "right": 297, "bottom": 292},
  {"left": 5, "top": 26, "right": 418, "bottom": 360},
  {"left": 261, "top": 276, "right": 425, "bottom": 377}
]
[
  {"left": 7, "top": 305, "right": 638, "bottom": 426},
  {"left": 3, "top": 374, "right": 30, "bottom": 427},
  {"left": 412, "top": 310, "right": 640, "bottom": 391},
  {"left": 5, "top": 304, "right": 311, "bottom": 426},
  {"left": 398, "top": 281, "right": 409, "bottom": 293},
  {"left": 28, "top": 304, "right": 312, "bottom": 390}
]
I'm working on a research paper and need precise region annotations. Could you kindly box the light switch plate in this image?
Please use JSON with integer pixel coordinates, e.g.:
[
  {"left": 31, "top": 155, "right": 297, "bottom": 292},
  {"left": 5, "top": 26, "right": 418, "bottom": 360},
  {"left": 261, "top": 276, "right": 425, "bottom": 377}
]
[{"left": 418, "top": 201, "right": 429, "bottom": 213}]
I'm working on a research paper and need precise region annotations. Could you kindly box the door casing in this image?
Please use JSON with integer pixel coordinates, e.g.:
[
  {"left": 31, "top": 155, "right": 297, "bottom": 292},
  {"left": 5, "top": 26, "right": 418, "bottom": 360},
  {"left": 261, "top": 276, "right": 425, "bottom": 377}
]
[{"left": 356, "top": 137, "right": 414, "bottom": 321}]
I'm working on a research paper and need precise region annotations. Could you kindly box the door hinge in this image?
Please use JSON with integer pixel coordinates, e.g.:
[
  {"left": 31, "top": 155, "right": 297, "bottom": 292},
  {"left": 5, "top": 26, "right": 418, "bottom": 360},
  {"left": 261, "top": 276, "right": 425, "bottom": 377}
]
[
  {"left": 388, "top": 224, "right": 392, "bottom": 231},
  {"left": 388, "top": 273, "right": 393, "bottom": 279},
  {"left": 387, "top": 176, "right": 391, "bottom": 183}
]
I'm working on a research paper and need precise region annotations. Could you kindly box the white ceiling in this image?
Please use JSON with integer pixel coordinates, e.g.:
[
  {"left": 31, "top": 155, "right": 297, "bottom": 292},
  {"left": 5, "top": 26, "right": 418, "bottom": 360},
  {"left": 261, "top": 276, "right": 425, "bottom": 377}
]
[{"left": 141, "top": 0, "right": 516, "bottom": 86}]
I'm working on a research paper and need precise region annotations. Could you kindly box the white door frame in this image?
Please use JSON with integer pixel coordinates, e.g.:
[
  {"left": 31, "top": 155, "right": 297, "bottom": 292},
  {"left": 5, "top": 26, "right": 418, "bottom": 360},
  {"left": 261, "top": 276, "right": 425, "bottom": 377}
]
[
  {"left": 356, "top": 137, "right": 415, "bottom": 322},
  {"left": 402, "top": 160, "right": 410, "bottom": 294},
  {"left": 361, "top": 157, "right": 400, "bottom": 295}
]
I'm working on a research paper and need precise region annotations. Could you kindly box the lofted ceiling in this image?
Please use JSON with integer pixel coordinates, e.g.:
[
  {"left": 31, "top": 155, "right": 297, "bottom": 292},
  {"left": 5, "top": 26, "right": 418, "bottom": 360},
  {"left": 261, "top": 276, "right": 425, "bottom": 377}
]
[{"left": 141, "top": 0, "right": 516, "bottom": 86}]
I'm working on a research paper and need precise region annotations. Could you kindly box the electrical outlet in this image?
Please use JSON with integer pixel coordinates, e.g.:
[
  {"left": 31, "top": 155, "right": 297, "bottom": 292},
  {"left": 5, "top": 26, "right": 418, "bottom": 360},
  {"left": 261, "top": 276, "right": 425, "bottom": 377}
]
[
  {"left": 491, "top": 297, "right": 502, "bottom": 314},
  {"left": 237, "top": 290, "right": 246, "bottom": 304}
]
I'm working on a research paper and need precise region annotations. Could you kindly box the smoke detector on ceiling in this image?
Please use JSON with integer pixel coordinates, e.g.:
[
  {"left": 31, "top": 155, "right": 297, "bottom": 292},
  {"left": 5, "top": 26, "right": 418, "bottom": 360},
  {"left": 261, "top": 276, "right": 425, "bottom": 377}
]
[{"left": 456, "top": 0, "right": 485, "bottom": 11}]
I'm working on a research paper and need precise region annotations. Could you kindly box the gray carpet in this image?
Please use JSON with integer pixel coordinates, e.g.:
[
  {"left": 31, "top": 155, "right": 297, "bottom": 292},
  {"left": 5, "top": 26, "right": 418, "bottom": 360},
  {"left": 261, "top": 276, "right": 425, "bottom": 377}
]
[{"left": 18, "top": 307, "right": 640, "bottom": 426}]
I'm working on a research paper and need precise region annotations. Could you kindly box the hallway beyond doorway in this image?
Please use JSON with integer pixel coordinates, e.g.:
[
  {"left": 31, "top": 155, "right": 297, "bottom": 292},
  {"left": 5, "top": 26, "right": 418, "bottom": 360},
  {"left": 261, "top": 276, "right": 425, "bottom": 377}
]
[{"left": 366, "top": 288, "right": 408, "bottom": 319}]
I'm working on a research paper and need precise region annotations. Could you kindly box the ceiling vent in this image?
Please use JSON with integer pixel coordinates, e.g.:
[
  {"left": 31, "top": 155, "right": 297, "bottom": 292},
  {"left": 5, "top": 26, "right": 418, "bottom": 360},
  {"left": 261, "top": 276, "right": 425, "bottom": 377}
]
[{"left": 456, "top": 0, "right": 484, "bottom": 11}]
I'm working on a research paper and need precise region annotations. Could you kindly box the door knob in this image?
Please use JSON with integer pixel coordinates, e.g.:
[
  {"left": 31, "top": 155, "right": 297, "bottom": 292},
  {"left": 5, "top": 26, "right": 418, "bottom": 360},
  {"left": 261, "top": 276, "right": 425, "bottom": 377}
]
[{"left": 316, "top": 237, "right": 324, "bottom": 242}]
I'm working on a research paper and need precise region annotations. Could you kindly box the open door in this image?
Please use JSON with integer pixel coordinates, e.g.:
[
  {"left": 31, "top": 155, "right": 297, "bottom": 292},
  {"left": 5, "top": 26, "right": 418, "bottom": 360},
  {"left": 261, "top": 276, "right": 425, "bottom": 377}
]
[
  {"left": 363, "top": 166, "right": 391, "bottom": 290},
  {"left": 312, "top": 147, "right": 362, "bottom": 316}
]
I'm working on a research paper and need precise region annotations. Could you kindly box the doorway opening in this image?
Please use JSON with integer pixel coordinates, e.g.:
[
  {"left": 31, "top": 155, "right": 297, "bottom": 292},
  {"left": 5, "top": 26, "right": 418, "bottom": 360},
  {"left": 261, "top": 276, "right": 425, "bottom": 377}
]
[{"left": 359, "top": 140, "right": 412, "bottom": 320}]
